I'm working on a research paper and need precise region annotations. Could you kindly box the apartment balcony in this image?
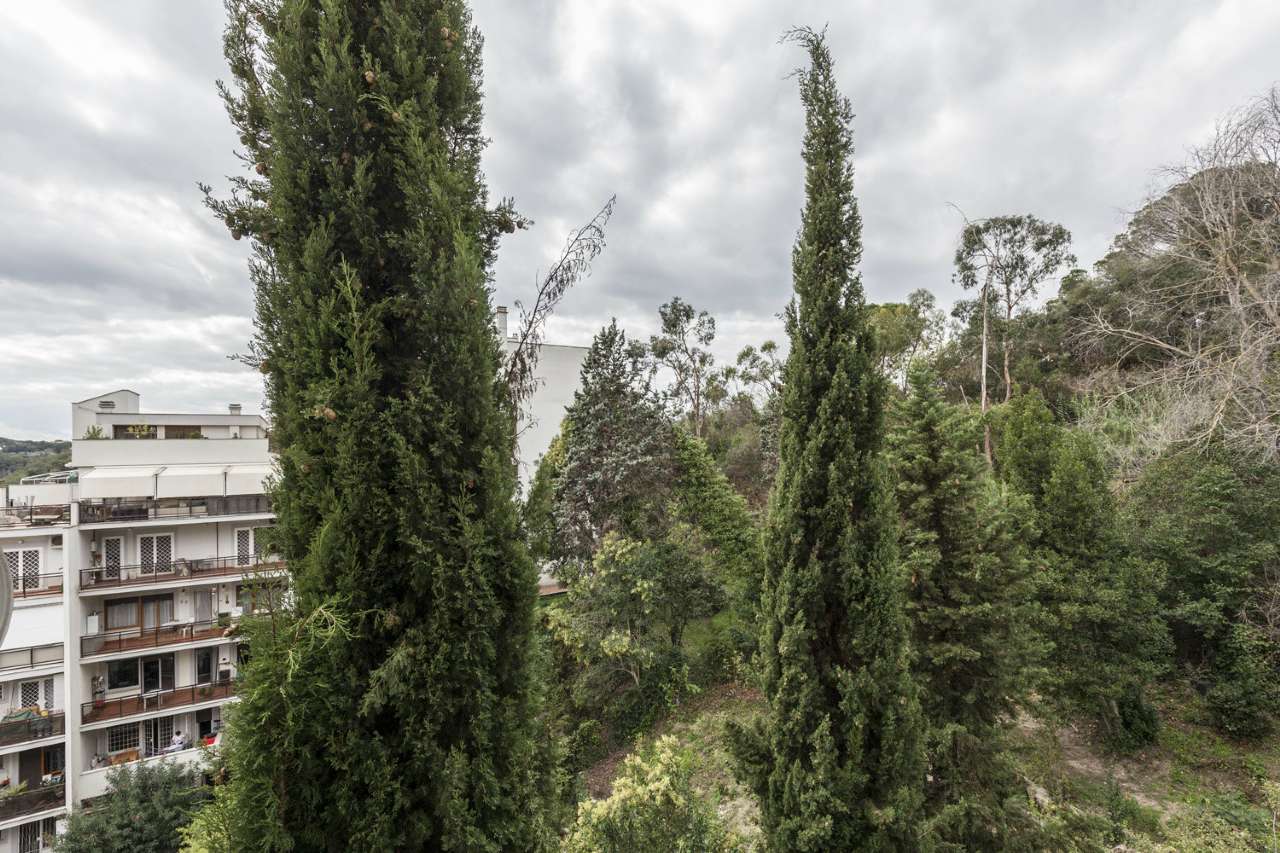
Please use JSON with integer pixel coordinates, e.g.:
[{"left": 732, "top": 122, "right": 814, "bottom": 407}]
[
  {"left": 0, "top": 781, "right": 64, "bottom": 824},
  {"left": 81, "top": 678, "right": 234, "bottom": 725},
  {"left": 11, "top": 574, "right": 64, "bottom": 601},
  {"left": 80, "top": 618, "right": 237, "bottom": 659},
  {"left": 0, "top": 505, "right": 70, "bottom": 530},
  {"left": 80, "top": 555, "right": 285, "bottom": 593},
  {"left": 78, "top": 494, "right": 271, "bottom": 526},
  {"left": 0, "top": 712, "right": 64, "bottom": 750},
  {"left": 0, "top": 645, "right": 63, "bottom": 677}
]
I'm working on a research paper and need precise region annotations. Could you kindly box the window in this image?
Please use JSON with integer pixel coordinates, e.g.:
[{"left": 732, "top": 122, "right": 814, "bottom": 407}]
[
  {"left": 235, "top": 528, "right": 255, "bottom": 566},
  {"left": 42, "top": 678, "right": 53, "bottom": 711},
  {"left": 196, "top": 648, "right": 213, "bottom": 684},
  {"left": 138, "top": 534, "right": 173, "bottom": 575},
  {"left": 113, "top": 424, "right": 156, "bottom": 439},
  {"left": 141, "top": 654, "right": 175, "bottom": 693},
  {"left": 50, "top": 535, "right": 62, "bottom": 549},
  {"left": 106, "top": 598, "right": 138, "bottom": 630},
  {"left": 107, "top": 659, "right": 139, "bottom": 690},
  {"left": 164, "top": 424, "right": 203, "bottom": 439},
  {"left": 19, "top": 680, "right": 39, "bottom": 708},
  {"left": 103, "top": 537, "right": 122, "bottom": 581},
  {"left": 143, "top": 716, "right": 174, "bottom": 756},
  {"left": 40, "top": 744, "right": 63, "bottom": 775},
  {"left": 4, "top": 549, "right": 40, "bottom": 592},
  {"left": 18, "top": 818, "right": 58, "bottom": 853},
  {"left": 107, "top": 722, "right": 139, "bottom": 753}
]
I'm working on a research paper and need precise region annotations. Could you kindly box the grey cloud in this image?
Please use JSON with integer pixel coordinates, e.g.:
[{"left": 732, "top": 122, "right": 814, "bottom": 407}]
[{"left": 3, "top": 0, "right": 1279, "bottom": 437}]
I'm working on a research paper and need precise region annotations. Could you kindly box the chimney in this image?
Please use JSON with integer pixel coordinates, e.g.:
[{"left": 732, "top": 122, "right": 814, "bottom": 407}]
[
  {"left": 228, "top": 403, "right": 242, "bottom": 416},
  {"left": 495, "top": 305, "right": 509, "bottom": 339}
]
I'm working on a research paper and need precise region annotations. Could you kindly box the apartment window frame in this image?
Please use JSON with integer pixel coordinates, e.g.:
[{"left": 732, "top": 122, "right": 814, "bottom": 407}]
[
  {"left": 106, "top": 658, "right": 139, "bottom": 690},
  {"left": 164, "top": 424, "right": 203, "bottom": 439},
  {"left": 107, "top": 722, "right": 139, "bottom": 753}
]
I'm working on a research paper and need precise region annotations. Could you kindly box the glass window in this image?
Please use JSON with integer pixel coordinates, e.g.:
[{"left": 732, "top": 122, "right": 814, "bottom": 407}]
[
  {"left": 113, "top": 424, "right": 156, "bottom": 439},
  {"left": 164, "top": 425, "right": 203, "bottom": 439},
  {"left": 141, "top": 654, "right": 175, "bottom": 693},
  {"left": 107, "top": 723, "right": 139, "bottom": 753},
  {"left": 196, "top": 648, "right": 213, "bottom": 684},
  {"left": 106, "top": 598, "right": 138, "bottom": 630},
  {"left": 107, "top": 659, "right": 139, "bottom": 690}
]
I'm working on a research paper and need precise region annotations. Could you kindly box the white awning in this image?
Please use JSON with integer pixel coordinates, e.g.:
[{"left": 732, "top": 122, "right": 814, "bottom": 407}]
[
  {"left": 225, "top": 463, "right": 273, "bottom": 496},
  {"left": 156, "top": 464, "right": 228, "bottom": 498},
  {"left": 1, "top": 604, "right": 65, "bottom": 652},
  {"left": 78, "top": 466, "right": 162, "bottom": 499}
]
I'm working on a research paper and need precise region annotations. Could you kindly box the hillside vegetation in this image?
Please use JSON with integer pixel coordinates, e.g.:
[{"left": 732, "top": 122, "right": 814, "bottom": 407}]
[{"left": 0, "top": 437, "right": 70, "bottom": 485}]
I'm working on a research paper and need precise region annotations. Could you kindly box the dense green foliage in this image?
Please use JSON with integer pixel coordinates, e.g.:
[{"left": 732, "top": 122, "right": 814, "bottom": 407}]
[
  {"left": 889, "top": 364, "right": 1044, "bottom": 849},
  {"left": 204, "top": 2, "right": 547, "bottom": 849},
  {"left": 0, "top": 437, "right": 69, "bottom": 484},
  {"left": 57, "top": 761, "right": 207, "bottom": 853},
  {"left": 1126, "top": 451, "right": 1280, "bottom": 737},
  {"left": 728, "top": 29, "right": 926, "bottom": 851},
  {"left": 993, "top": 394, "right": 1171, "bottom": 747}
]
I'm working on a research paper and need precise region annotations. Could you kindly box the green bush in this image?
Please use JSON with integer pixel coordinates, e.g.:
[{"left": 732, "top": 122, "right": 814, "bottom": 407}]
[
  {"left": 1106, "top": 688, "right": 1161, "bottom": 752},
  {"left": 563, "top": 737, "right": 740, "bottom": 852},
  {"left": 1206, "top": 625, "right": 1277, "bottom": 739}
]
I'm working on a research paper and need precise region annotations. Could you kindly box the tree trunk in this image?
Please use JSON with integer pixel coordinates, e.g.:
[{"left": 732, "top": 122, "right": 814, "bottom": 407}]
[
  {"left": 980, "top": 283, "right": 992, "bottom": 464},
  {"left": 1003, "top": 299, "right": 1013, "bottom": 402}
]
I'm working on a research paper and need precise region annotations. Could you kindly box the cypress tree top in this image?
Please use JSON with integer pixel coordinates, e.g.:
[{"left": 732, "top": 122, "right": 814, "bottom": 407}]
[{"left": 731, "top": 27, "right": 925, "bottom": 852}]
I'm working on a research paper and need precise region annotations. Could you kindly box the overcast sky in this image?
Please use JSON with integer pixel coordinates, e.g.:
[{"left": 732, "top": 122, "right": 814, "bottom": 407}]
[{"left": 1, "top": 1, "right": 1278, "bottom": 439}]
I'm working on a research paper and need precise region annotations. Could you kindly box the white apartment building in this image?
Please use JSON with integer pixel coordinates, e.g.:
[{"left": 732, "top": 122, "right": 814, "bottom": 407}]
[{"left": 0, "top": 390, "right": 276, "bottom": 852}]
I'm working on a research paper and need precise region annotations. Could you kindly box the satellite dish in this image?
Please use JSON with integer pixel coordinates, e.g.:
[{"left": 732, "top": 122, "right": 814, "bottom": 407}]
[{"left": 0, "top": 572, "right": 10, "bottom": 646}]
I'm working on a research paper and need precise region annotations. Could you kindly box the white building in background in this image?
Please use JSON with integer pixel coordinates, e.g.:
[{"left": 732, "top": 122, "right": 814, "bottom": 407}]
[
  {"left": 0, "top": 313, "right": 581, "bottom": 851},
  {"left": 0, "top": 390, "right": 276, "bottom": 852},
  {"left": 496, "top": 306, "right": 588, "bottom": 489}
]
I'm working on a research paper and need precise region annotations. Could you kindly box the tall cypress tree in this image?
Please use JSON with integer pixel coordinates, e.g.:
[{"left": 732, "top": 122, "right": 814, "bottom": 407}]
[
  {"left": 890, "top": 363, "right": 1042, "bottom": 850},
  {"left": 205, "top": 2, "right": 545, "bottom": 849},
  {"left": 729, "top": 28, "right": 925, "bottom": 851}
]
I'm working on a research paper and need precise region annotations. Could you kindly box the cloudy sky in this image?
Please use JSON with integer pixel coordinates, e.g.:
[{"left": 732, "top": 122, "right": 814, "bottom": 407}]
[{"left": 2, "top": 1, "right": 1278, "bottom": 439}]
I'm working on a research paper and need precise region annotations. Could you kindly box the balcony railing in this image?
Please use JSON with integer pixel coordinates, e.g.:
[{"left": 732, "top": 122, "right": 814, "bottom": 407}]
[
  {"left": 0, "top": 504, "right": 70, "bottom": 529},
  {"left": 0, "top": 644, "right": 63, "bottom": 675},
  {"left": 0, "top": 711, "right": 64, "bottom": 748},
  {"left": 78, "top": 495, "right": 271, "bottom": 525},
  {"left": 80, "top": 555, "right": 284, "bottom": 591},
  {"left": 80, "top": 618, "right": 237, "bottom": 658},
  {"left": 0, "top": 781, "right": 64, "bottom": 822},
  {"left": 10, "top": 574, "right": 64, "bottom": 600},
  {"left": 82, "top": 678, "right": 234, "bottom": 724}
]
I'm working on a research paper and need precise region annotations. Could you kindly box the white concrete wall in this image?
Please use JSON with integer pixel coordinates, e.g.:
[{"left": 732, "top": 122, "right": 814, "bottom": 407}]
[
  {"left": 3, "top": 483, "right": 74, "bottom": 507},
  {"left": 71, "top": 438, "right": 270, "bottom": 467},
  {"left": 509, "top": 341, "right": 587, "bottom": 488}
]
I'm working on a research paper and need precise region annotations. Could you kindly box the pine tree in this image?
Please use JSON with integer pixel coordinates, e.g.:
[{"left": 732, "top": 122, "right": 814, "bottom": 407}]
[
  {"left": 729, "top": 28, "right": 926, "bottom": 851},
  {"left": 554, "top": 320, "right": 675, "bottom": 578},
  {"left": 889, "top": 363, "right": 1043, "bottom": 850},
  {"left": 205, "top": 2, "right": 547, "bottom": 849}
]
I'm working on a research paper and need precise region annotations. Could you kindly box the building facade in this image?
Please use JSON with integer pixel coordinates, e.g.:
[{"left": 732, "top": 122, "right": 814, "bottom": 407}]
[{"left": 0, "top": 390, "right": 276, "bottom": 852}]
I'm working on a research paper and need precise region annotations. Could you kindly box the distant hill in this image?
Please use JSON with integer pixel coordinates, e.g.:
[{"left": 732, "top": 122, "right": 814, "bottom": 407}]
[{"left": 0, "top": 437, "right": 71, "bottom": 486}]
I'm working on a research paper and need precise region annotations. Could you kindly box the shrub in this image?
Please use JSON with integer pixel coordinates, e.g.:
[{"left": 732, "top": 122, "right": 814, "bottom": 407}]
[
  {"left": 1206, "top": 624, "right": 1277, "bottom": 739},
  {"left": 563, "top": 737, "right": 739, "bottom": 852}
]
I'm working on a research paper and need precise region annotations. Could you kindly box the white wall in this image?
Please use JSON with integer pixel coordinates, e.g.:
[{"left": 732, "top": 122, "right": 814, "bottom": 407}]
[
  {"left": 510, "top": 342, "right": 587, "bottom": 488},
  {"left": 71, "top": 438, "right": 270, "bottom": 467}
]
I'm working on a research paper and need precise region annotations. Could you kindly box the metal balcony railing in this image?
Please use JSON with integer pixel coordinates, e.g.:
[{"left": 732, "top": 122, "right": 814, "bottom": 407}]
[
  {"left": 0, "top": 781, "right": 64, "bottom": 822},
  {"left": 80, "top": 618, "right": 237, "bottom": 658},
  {"left": 10, "top": 574, "right": 64, "bottom": 600},
  {"left": 0, "top": 504, "right": 70, "bottom": 528},
  {"left": 78, "top": 495, "right": 271, "bottom": 524},
  {"left": 80, "top": 555, "right": 285, "bottom": 591},
  {"left": 81, "top": 678, "right": 235, "bottom": 724},
  {"left": 0, "top": 711, "right": 64, "bottom": 748},
  {"left": 0, "top": 644, "right": 63, "bottom": 675}
]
